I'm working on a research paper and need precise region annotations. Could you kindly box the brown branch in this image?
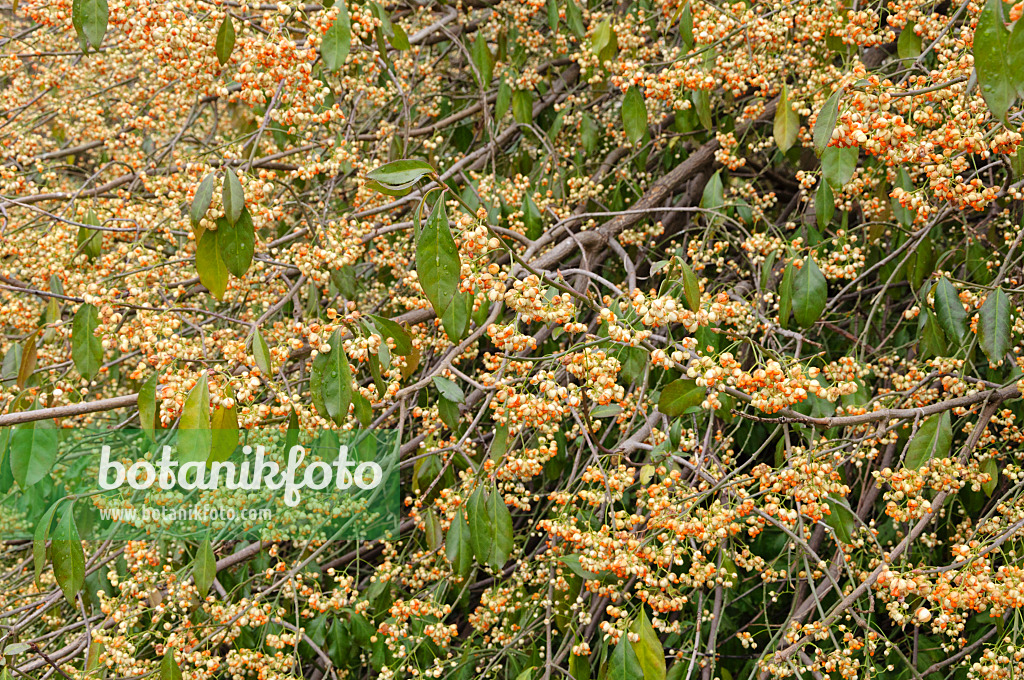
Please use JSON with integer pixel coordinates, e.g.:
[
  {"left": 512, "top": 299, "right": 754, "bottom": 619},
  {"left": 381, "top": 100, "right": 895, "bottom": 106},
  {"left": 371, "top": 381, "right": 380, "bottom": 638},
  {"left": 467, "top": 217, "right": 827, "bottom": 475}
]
[
  {"left": 722, "top": 382, "right": 1020, "bottom": 429},
  {"left": 531, "top": 96, "right": 780, "bottom": 271},
  {"left": 0, "top": 394, "right": 139, "bottom": 427}
]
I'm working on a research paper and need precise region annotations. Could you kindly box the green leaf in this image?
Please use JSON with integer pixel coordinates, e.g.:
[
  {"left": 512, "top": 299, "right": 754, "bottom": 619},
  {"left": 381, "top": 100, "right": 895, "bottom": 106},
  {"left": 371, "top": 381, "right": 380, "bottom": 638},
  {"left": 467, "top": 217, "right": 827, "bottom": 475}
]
[
  {"left": 466, "top": 486, "right": 492, "bottom": 564},
  {"left": 513, "top": 89, "right": 534, "bottom": 125},
  {"left": 217, "top": 210, "right": 255, "bottom": 278},
  {"left": 321, "top": 2, "right": 352, "bottom": 71},
  {"left": 701, "top": 170, "right": 724, "bottom": 212},
  {"left": 372, "top": 348, "right": 393, "bottom": 396},
  {"left": 905, "top": 412, "right": 952, "bottom": 469},
  {"left": 813, "top": 89, "right": 842, "bottom": 156},
  {"left": 160, "top": 651, "right": 183, "bottom": 680},
  {"left": 1009, "top": 16, "right": 1024, "bottom": 98},
  {"left": 599, "top": 28, "right": 618, "bottom": 64},
  {"left": 424, "top": 508, "right": 443, "bottom": 552},
  {"left": 913, "top": 236, "right": 937, "bottom": 288},
  {"left": 968, "top": 242, "right": 994, "bottom": 284},
  {"left": 468, "top": 484, "right": 513, "bottom": 569},
  {"left": 496, "top": 80, "right": 512, "bottom": 120},
  {"left": 77, "top": 210, "right": 102, "bottom": 259},
  {"left": 325, "top": 620, "right": 349, "bottom": 667},
  {"left": 72, "top": 303, "right": 103, "bottom": 380},
  {"left": 437, "top": 395, "right": 461, "bottom": 432},
  {"left": 352, "top": 391, "right": 372, "bottom": 426},
  {"left": 310, "top": 350, "right": 329, "bottom": 418},
  {"left": 441, "top": 290, "right": 472, "bottom": 341},
  {"left": 490, "top": 423, "right": 508, "bottom": 462},
  {"left": 252, "top": 328, "right": 274, "bottom": 375},
  {"left": 433, "top": 376, "right": 465, "bottom": 403},
  {"left": 11, "top": 420, "right": 57, "bottom": 488},
  {"left": 196, "top": 229, "right": 229, "bottom": 300},
  {"left": 331, "top": 265, "right": 357, "bottom": 298},
  {"left": 581, "top": 113, "right": 599, "bottom": 154},
  {"left": 792, "top": 256, "right": 827, "bottom": 328},
  {"left": 85, "top": 641, "right": 104, "bottom": 675},
  {"left": 368, "top": 315, "right": 413, "bottom": 355},
  {"left": 693, "top": 88, "right": 712, "bottom": 130},
  {"left": 51, "top": 504, "right": 85, "bottom": 605},
  {"left": 322, "top": 328, "right": 353, "bottom": 426},
  {"left": 678, "top": 3, "right": 694, "bottom": 48},
  {"left": 918, "top": 307, "right": 948, "bottom": 359},
  {"left": 215, "top": 13, "right": 236, "bottom": 65},
  {"left": 680, "top": 261, "right": 701, "bottom": 312},
  {"left": 71, "top": 0, "right": 108, "bottom": 50},
  {"left": 389, "top": 24, "right": 410, "bottom": 51},
  {"left": 366, "top": 159, "right": 434, "bottom": 188},
  {"left": 615, "top": 345, "right": 648, "bottom": 385},
  {"left": 222, "top": 168, "right": 245, "bottom": 225},
  {"left": 368, "top": 2, "right": 407, "bottom": 50},
  {"left": 550, "top": 111, "right": 567, "bottom": 141},
  {"left": 17, "top": 333, "right": 36, "bottom": 389},
  {"left": 824, "top": 496, "right": 857, "bottom": 543},
  {"left": 773, "top": 84, "right": 799, "bottom": 153},
  {"left": 366, "top": 178, "right": 416, "bottom": 197},
  {"left": 700, "top": 170, "right": 724, "bottom": 228},
  {"left": 1013, "top": 146, "right": 1024, "bottom": 179},
  {"left": 815, "top": 180, "right": 835, "bottom": 229},
  {"left": 778, "top": 262, "right": 794, "bottom": 328},
  {"left": 892, "top": 167, "right": 916, "bottom": 226},
  {"left": 977, "top": 286, "right": 1012, "bottom": 365},
  {"left": 285, "top": 407, "right": 299, "bottom": 452},
  {"left": 565, "top": 0, "right": 584, "bottom": 38},
  {"left": 416, "top": 197, "right": 461, "bottom": 318},
  {"left": 622, "top": 86, "right": 648, "bottom": 144},
  {"left": 43, "top": 297, "right": 60, "bottom": 344},
  {"left": 630, "top": 610, "right": 666, "bottom": 680},
  {"left": 897, "top": 21, "right": 922, "bottom": 59},
  {"left": 982, "top": 456, "right": 1000, "bottom": 496},
  {"left": 191, "top": 173, "right": 215, "bottom": 229},
  {"left": 2, "top": 345, "right": 22, "bottom": 384},
  {"left": 975, "top": 0, "right": 1016, "bottom": 121},
  {"left": 932, "top": 277, "right": 967, "bottom": 344},
  {"left": 471, "top": 32, "right": 494, "bottom": 88},
  {"left": 486, "top": 484, "right": 514, "bottom": 568},
  {"left": 138, "top": 372, "right": 159, "bottom": 442},
  {"left": 193, "top": 539, "right": 217, "bottom": 598},
  {"left": 558, "top": 554, "right": 603, "bottom": 580},
  {"left": 179, "top": 374, "right": 212, "bottom": 464},
  {"left": 446, "top": 509, "right": 473, "bottom": 578},
  {"left": 523, "top": 192, "right": 543, "bottom": 241},
  {"left": 607, "top": 633, "right": 644, "bottom": 680},
  {"left": 34, "top": 500, "right": 61, "bottom": 590},
  {"left": 658, "top": 379, "right": 706, "bottom": 417},
  {"left": 210, "top": 385, "right": 238, "bottom": 464},
  {"left": 592, "top": 19, "right": 612, "bottom": 55},
  {"left": 570, "top": 650, "right": 592, "bottom": 680},
  {"left": 821, "top": 145, "right": 858, "bottom": 188}
]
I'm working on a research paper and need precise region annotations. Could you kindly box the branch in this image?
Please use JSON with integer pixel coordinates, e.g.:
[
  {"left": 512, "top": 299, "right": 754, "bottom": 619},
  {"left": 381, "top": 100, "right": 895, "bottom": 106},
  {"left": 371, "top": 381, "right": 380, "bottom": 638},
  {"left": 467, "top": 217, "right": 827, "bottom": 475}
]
[
  {"left": 722, "top": 382, "right": 1020, "bottom": 429},
  {"left": 0, "top": 394, "right": 139, "bottom": 427}
]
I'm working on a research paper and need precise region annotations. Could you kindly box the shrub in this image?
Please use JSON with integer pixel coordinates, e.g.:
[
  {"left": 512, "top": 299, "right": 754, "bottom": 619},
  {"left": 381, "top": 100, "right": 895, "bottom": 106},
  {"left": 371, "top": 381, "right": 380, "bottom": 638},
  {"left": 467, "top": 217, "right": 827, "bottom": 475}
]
[{"left": 1, "top": 1, "right": 1024, "bottom": 679}]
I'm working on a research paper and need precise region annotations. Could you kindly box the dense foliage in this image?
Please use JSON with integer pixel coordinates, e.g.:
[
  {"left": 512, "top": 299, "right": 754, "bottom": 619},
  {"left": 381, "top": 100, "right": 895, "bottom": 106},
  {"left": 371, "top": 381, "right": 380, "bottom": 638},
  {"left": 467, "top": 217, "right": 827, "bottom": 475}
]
[{"left": 4, "top": 0, "right": 1024, "bottom": 679}]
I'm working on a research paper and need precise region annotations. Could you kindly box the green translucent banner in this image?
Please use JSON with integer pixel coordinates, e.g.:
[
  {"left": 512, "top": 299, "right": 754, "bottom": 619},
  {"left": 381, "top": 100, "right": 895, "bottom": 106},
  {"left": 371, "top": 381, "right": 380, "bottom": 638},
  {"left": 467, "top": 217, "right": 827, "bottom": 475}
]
[{"left": 0, "top": 427, "right": 400, "bottom": 542}]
